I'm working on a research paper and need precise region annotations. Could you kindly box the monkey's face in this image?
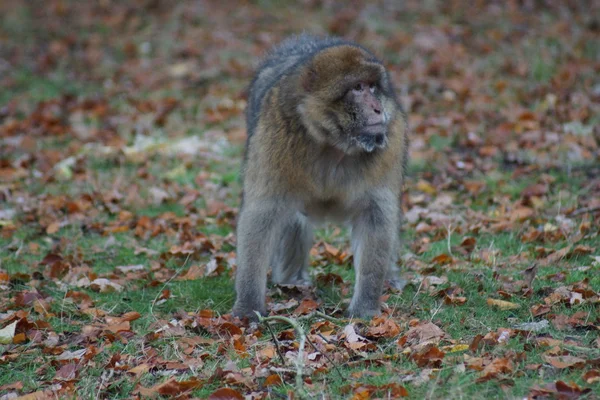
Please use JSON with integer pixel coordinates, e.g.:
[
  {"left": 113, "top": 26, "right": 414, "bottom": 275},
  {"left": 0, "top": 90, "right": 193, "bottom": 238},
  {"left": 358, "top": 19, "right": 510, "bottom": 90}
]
[
  {"left": 298, "top": 46, "right": 395, "bottom": 155},
  {"left": 338, "top": 81, "right": 391, "bottom": 153}
]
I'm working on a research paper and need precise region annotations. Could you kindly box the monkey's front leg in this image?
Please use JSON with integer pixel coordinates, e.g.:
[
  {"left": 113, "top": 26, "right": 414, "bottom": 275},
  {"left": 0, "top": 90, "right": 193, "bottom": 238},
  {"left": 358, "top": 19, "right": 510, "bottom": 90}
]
[
  {"left": 348, "top": 190, "right": 399, "bottom": 318},
  {"left": 232, "top": 200, "right": 288, "bottom": 320}
]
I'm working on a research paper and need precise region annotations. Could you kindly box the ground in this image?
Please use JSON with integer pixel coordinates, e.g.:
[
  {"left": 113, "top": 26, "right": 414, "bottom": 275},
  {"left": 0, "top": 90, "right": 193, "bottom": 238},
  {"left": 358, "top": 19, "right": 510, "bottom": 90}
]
[{"left": 0, "top": 1, "right": 599, "bottom": 399}]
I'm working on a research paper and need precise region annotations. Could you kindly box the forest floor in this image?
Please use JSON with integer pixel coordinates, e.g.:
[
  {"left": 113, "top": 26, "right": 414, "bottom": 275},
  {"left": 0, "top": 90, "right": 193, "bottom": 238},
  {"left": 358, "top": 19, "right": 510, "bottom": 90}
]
[{"left": 0, "top": 1, "right": 599, "bottom": 399}]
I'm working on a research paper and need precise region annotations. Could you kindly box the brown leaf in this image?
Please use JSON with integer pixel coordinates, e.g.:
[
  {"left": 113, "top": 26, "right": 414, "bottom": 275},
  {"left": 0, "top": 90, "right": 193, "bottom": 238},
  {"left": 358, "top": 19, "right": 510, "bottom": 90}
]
[
  {"left": 46, "top": 221, "right": 61, "bottom": 235},
  {"left": 523, "top": 263, "right": 538, "bottom": 288},
  {"left": 542, "top": 245, "right": 572, "bottom": 266},
  {"left": 469, "top": 334, "right": 483, "bottom": 353},
  {"left": 509, "top": 206, "right": 535, "bottom": 222},
  {"left": 128, "top": 363, "right": 151, "bottom": 377},
  {"left": 178, "top": 264, "right": 205, "bottom": 280},
  {"left": 218, "top": 322, "right": 242, "bottom": 336},
  {"left": 293, "top": 298, "right": 319, "bottom": 315},
  {"left": 582, "top": 370, "right": 600, "bottom": 384},
  {"left": 555, "top": 380, "right": 591, "bottom": 397},
  {"left": 15, "top": 291, "right": 44, "bottom": 307},
  {"left": 531, "top": 304, "right": 551, "bottom": 317},
  {"left": 367, "top": 317, "right": 401, "bottom": 338},
  {"left": 459, "top": 237, "right": 477, "bottom": 253},
  {"left": 55, "top": 363, "right": 79, "bottom": 381},
  {"left": 411, "top": 345, "right": 445, "bottom": 367},
  {"left": 137, "top": 377, "right": 203, "bottom": 397},
  {"left": 431, "top": 253, "right": 454, "bottom": 266},
  {"left": 543, "top": 355, "right": 586, "bottom": 369},
  {"left": 264, "top": 374, "right": 283, "bottom": 387},
  {"left": 0, "top": 381, "right": 23, "bottom": 391},
  {"left": 14, "top": 390, "right": 53, "bottom": 400},
  {"left": 477, "top": 358, "right": 513, "bottom": 382},
  {"left": 402, "top": 322, "right": 446, "bottom": 346},
  {"left": 570, "top": 245, "right": 593, "bottom": 257},
  {"left": 208, "top": 387, "right": 244, "bottom": 400}
]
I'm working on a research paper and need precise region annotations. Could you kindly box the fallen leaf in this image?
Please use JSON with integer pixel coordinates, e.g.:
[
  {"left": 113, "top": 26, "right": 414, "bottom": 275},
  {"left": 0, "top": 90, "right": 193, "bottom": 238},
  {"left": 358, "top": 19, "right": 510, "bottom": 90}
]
[
  {"left": 477, "top": 358, "right": 513, "bottom": 382},
  {"left": 56, "top": 348, "right": 87, "bottom": 361},
  {"left": 343, "top": 324, "right": 366, "bottom": 344},
  {"left": 0, "top": 321, "right": 17, "bottom": 344},
  {"left": 89, "top": 278, "right": 123, "bottom": 293},
  {"left": 264, "top": 374, "right": 282, "bottom": 387},
  {"left": 416, "top": 180, "right": 436, "bottom": 195},
  {"left": 523, "top": 263, "right": 538, "bottom": 288},
  {"left": 543, "top": 355, "right": 586, "bottom": 369},
  {"left": 487, "top": 298, "right": 520, "bottom": 310},
  {"left": 0, "top": 381, "right": 23, "bottom": 391},
  {"left": 293, "top": 298, "right": 319, "bottom": 315},
  {"left": 46, "top": 221, "right": 61, "bottom": 234},
  {"left": 55, "top": 363, "right": 79, "bottom": 381},
  {"left": 208, "top": 387, "right": 244, "bottom": 400},
  {"left": 402, "top": 322, "right": 446, "bottom": 346},
  {"left": 582, "top": 370, "right": 600, "bottom": 384},
  {"left": 441, "top": 344, "right": 469, "bottom": 353},
  {"left": 367, "top": 317, "right": 401, "bottom": 338},
  {"left": 128, "top": 363, "right": 151, "bottom": 376},
  {"left": 411, "top": 345, "right": 445, "bottom": 367},
  {"left": 14, "top": 390, "right": 53, "bottom": 400}
]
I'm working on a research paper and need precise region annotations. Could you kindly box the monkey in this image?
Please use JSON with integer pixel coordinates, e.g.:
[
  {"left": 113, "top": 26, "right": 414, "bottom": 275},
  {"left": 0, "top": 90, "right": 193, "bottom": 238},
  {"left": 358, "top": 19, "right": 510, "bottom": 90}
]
[{"left": 233, "top": 34, "right": 408, "bottom": 321}]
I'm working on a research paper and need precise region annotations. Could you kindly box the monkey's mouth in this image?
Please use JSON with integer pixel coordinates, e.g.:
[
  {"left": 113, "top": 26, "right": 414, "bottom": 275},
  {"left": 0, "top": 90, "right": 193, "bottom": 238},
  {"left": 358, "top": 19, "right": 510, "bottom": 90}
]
[{"left": 356, "top": 130, "right": 387, "bottom": 153}]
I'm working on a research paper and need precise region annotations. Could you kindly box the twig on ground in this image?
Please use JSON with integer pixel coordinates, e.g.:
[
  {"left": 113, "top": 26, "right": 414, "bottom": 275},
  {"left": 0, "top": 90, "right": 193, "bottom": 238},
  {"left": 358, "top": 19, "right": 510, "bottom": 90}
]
[
  {"left": 265, "top": 320, "right": 286, "bottom": 365},
  {"left": 410, "top": 278, "right": 424, "bottom": 310},
  {"left": 257, "top": 313, "right": 307, "bottom": 398},
  {"left": 569, "top": 205, "right": 600, "bottom": 216},
  {"left": 305, "top": 334, "right": 345, "bottom": 380},
  {"left": 299, "top": 310, "right": 346, "bottom": 324}
]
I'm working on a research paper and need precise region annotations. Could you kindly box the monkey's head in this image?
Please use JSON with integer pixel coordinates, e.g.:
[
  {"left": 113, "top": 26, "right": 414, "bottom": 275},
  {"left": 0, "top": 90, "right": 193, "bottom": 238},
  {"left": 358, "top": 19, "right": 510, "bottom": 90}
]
[{"left": 297, "top": 45, "right": 396, "bottom": 155}]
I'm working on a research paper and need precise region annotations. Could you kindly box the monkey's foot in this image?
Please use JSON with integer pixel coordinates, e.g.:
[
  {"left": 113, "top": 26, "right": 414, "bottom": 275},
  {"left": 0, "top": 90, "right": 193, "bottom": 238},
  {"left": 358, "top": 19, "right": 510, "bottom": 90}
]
[
  {"left": 346, "top": 304, "right": 381, "bottom": 320},
  {"left": 232, "top": 303, "right": 266, "bottom": 322},
  {"left": 386, "top": 277, "right": 408, "bottom": 291},
  {"left": 277, "top": 278, "right": 312, "bottom": 287}
]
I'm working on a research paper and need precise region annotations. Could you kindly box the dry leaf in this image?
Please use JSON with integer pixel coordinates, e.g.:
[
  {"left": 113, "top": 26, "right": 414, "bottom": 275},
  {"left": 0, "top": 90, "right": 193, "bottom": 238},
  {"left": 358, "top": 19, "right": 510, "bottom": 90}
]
[
  {"left": 208, "top": 387, "right": 244, "bottom": 400},
  {"left": 487, "top": 298, "right": 520, "bottom": 310}
]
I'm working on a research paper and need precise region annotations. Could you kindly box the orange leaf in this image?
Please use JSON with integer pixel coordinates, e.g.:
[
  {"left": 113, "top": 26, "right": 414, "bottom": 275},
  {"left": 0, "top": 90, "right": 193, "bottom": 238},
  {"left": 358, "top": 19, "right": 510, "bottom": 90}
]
[
  {"left": 264, "top": 374, "right": 283, "bottom": 387},
  {"left": 208, "top": 387, "right": 244, "bottom": 400},
  {"left": 293, "top": 298, "right": 319, "bottom": 315}
]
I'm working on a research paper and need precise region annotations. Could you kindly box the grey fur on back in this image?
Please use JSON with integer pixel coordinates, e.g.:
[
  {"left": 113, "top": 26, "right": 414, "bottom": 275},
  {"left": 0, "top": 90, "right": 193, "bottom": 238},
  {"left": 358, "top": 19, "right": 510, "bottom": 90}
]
[{"left": 246, "top": 34, "right": 353, "bottom": 137}]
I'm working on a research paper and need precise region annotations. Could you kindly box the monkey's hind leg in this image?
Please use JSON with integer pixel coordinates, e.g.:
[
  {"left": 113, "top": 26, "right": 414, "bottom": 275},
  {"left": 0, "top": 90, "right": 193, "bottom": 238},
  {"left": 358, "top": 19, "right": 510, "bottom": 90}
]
[
  {"left": 270, "top": 213, "right": 313, "bottom": 286},
  {"left": 233, "top": 201, "right": 290, "bottom": 320}
]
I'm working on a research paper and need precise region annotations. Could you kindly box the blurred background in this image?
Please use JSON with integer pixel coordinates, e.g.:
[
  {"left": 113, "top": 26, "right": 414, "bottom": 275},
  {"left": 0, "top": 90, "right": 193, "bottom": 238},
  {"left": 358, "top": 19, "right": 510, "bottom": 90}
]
[
  {"left": 1, "top": 0, "right": 598, "bottom": 240},
  {"left": 1, "top": 1, "right": 599, "bottom": 398}
]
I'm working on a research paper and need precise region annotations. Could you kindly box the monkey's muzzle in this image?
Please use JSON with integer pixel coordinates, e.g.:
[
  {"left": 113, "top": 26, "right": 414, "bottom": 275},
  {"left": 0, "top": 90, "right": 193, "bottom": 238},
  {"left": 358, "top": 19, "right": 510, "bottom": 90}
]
[{"left": 357, "top": 126, "right": 387, "bottom": 152}]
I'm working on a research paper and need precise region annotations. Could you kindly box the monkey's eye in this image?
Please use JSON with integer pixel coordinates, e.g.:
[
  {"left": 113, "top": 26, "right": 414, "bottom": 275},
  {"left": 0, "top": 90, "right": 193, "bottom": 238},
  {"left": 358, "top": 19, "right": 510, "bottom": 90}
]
[
  {"left": 369, "top": 83, "right": 376, "bottom": 93},
  {"left": 353, "top": 83, "right": 363, "bottom": 92}
]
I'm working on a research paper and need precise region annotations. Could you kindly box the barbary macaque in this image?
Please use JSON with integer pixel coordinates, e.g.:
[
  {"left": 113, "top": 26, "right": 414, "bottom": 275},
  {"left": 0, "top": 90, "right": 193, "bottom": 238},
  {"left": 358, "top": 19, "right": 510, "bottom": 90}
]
[{"left": 233, "top": 34, "right": 408, "bottom": 320}]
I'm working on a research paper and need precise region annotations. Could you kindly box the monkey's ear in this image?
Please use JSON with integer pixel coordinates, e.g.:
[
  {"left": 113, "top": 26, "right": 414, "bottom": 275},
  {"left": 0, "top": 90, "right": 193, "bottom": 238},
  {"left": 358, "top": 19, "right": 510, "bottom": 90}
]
[{"left": 300, "top": 65, "right": 318, "bottom": 92}]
